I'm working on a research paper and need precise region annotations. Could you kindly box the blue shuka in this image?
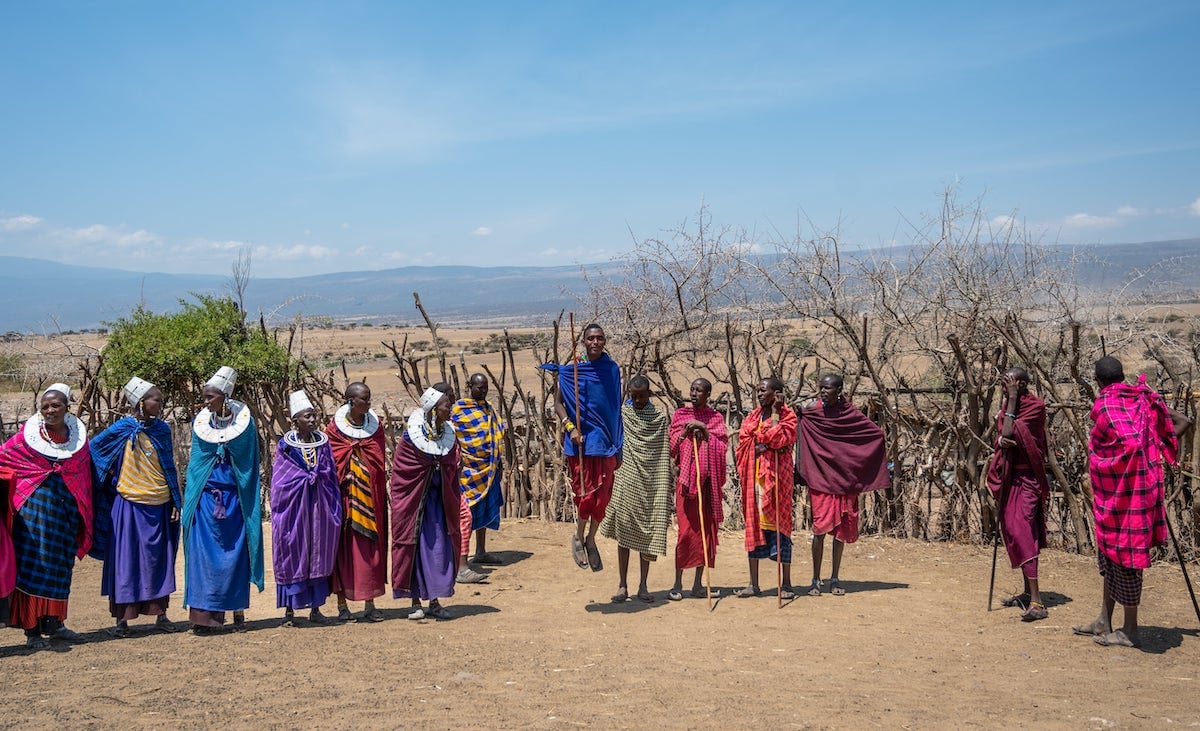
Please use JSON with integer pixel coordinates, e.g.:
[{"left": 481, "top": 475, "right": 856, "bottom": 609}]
[
  {"left": 540, "top": 352, "right": 624, "bottom": 459},
  {"left": 182, "top": 403, "right": 264, "bottom": 612}
]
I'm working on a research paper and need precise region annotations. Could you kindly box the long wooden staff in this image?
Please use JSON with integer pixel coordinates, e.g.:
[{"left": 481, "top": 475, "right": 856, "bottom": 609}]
[
  {"left": 568, "top": 313, "right": 586, "bottom": 505},
  {"left": 693, "top": 434, "right": 713, "bottom": 610},
  {"left": 774, "top": 448, "right": 783, "bottom": 608},
  {"left": 1164, "top": 511, "right": 1200, "bottom": 624}
]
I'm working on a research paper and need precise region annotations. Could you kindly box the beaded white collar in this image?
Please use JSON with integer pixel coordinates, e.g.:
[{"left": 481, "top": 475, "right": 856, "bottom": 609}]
[
  {"left": 333, "top": 404, "right": 379, "bottom": 439},
  {"left": 405, "top": 409, "right": 456, "bottom": 456},
  {"left": 23, "top": 413, "right": 87, "bottom": 459},
  {"left": 284, "top": 429, "right": 328, "bottom": 449},
  {"left": 193, "top": 400, "right": 252, "bottom": 443}
]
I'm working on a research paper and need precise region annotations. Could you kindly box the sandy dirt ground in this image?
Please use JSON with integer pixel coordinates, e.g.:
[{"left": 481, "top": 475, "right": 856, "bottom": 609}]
[{"left": 2, "top": 520, "right": 1198, "bottom": 730}]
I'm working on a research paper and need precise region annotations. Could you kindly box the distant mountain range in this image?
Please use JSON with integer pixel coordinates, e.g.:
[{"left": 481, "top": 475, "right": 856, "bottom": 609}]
[{"left": 2, "top": 238, "right": 1197, "bottom": 332}]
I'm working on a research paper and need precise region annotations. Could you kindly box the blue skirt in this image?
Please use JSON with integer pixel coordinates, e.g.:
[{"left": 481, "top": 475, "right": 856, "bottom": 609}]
[
  {"left": 469, "top": 464, "right": 505, "bottom": 532},
  {"left": 185, "top": 464, "right": 251, "bottom": 612}
]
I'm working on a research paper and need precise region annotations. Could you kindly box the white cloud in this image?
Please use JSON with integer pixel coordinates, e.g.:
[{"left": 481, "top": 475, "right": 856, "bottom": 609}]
[
  {"left": 1060, "top": 213, "right": 1119, "bottom": 229},
  {"left": 540, "top": 247, "right": 559, "bottom": 256},
  {"left": 472, "top": 226, "right": 493, "bottom": 236},
  {"left": 252, "top": 244, "right": 335, "bottom": 261},
  {"left": 1115, "top": 205, "right": 1144, "bottom": 216},
  {"left": 341, "top": 222, "right": 351, "bottom": 230},
  {"left": 991, "top": 215, "right": 1016, "bottom": 228},
  {"left": 65, "top": 224, "right": 160, "bottom": 248},
  {"left": 1189, "top": 197, "right": 1200, "bottom": 217},
  {"left": 0, "top": 214, "right": 43, "bottom": 232},
  {"left": 353, "top": 245, "right": 368, "bottom": 256},
  {"left": 727, "top": 240, "right": 765, "bottom": 254}
]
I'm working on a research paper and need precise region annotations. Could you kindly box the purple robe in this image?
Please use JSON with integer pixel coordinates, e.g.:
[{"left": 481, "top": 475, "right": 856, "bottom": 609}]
[{"left": 270, "top": 436, "right": 342, "bottom": 609}]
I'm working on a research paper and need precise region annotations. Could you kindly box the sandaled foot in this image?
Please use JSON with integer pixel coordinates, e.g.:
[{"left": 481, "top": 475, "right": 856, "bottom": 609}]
[
  {"left": 231, "top": 612, "right": 247, "bottom": 632},
  {"left": 308, "top": 610, "right": 332, "bottom": 625},
  {"left": 361, "top": 607, "right": 385, "bottom": 623},
  {"left": 427, "top": 604, "right": 451, "bottom": 620},
  {"left": 611, "top": 588, "right": 630, "bottom": 603},
  {"left": 1072, "top": 619, "right": 1110, "bottom": 637},
  {"left": 155, "top": 616, "right": 182, "bottom": 633},
  {"left": 25, "top": 635, "right": 50, "bottom": 650},
  {"left": 1020, "top": 602, "right": 1048, "bottom": 622},
  {"left": 585, "top": 538, "right": 603, "bottom": 572},
  {"left": 50, "top": 626, "right": 86, "bottom": 643},
  {"left": 1094, "top": 629, "right": 1138, "bottom": 648},
  {"left": 735, "top": 585, "right": 761, "bottom": 598},
  {"left": 829, "top": 579, "right": 846, "bottom": 596},
  {"left": 807, "top": 581, "right": 822, "bottom": 597},
  {"left": 473, "top": 552, "right": 503, "bottom": 565},
  {"left": 337, "top": 607, "right": 353, "bottom": 622},
  {"left": 1001, "top": 592, "right": 1030, "bottom": 609},
  {"left": 108, "top": 622, "right": 131, "bottom": 639},
  {"left": 690, "top": 587, "right": 707, "bottom": 599},
  {"left": 571, "top": 536, "right": 589, "bottom": 569},
  {"left": 636, "top": 591, "right": 654, "bottom": 603},
  {"left": 192, "top": 625, "right": 224, "bottom": 636},
  {"left": 408, "top": 607, "right": 426, "bottom": 621},
  {"left": 779, "top": 586, "right": 796, "bottom": 600},
  {"left": 457, "top": 567, "right": 487, "bottom": 584},
  {"left": 668, "top": 589, "right": 683, "bottom": 601}
]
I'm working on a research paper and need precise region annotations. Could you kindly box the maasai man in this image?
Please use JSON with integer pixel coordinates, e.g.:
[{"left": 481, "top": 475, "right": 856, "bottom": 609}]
[
  {"left": 0, "top": 384, "right": 92, "bottom": 649},
  {"left": 542, "top": 323, "right": 623, "bottom": 571},
  {"left": 735, "top": 377, "right": 798, "bottom": 599},
  {"left": 391, "top": 384, "right": 462, "bottom": 620},
  {"left": 183, "top": 366, "right": 264, "bottom": 634},
  {"left": 600, "top": 375, "right": 672, "bottom": 603},
  {"left": 271, "top": 390, "right": 342, "bottom": 626},
  {"left": 90, "top": 377, "right": 182, "bottom": 637},
  {"left": 1074, "top": 356, "right": 1192, "bottom": 648},
  {"left": 451, "top": 373, "right": 504, "bottom": 579},
  {"left": 668, "top": 378, "right": 727, "bottom": 601},
  {"left": 985, "top": 367, "right": 1052, "bottom": 621},
  {"left": 798, "top": 374, "right": 889, "bottom": 597},
  {"left": 326, "top": 382, "right": 388, "bottom": 623}
]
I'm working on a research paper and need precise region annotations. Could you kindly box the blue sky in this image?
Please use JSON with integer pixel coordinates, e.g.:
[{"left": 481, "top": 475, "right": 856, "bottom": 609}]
[{"left": 1, "top": 1, "right": 1198, "bottom": 277}]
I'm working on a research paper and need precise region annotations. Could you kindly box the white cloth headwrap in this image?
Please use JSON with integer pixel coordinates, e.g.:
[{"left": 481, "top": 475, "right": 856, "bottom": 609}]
[
  {"left": 43, "top": 382, "right": 72, "bottom": 402},
  {"left": 124, "top": 376, "right": 154, "bottom": 406},
  {"left": 419, "top": 386, "right": 446, "bottom": 413},
  {"left": 205, "top": 366, "right": 237, "bottom": 396},
  {"left": 289, "top": 390, "right": 314, "bottom": 417}
]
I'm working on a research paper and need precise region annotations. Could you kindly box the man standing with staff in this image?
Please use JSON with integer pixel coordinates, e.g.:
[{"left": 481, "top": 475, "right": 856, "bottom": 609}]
[
  {"left": 542, "top": 322, "right": 623, "bottom": 571},
  {"left": 986, "top": 367, "right": 1052, "bottom": 621},
  {"left": 668, "top": 378, "right": 727, "bottom": 602},
  {"left": 735, "top": 377, "right": 797, "bottom": 601},
  {"left": 1075, "top": 356, "right": 1192, "bottom": 648}
]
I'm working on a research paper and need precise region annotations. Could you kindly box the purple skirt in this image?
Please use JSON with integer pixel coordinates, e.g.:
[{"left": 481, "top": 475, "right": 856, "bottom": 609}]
[
  {"left": 101, "top": 495, "right": 178, "bottom": 608},
  {"left": 393, "top": 485, "right": 456, "bottom": 601},
  {"left": 276, "top": 577, "right": 331, "bottom": 610}
]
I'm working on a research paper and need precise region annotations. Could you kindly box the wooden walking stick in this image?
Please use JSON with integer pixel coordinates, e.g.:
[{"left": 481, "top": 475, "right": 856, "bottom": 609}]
[
  {"left": 1164, "top": 512, "right": 1200, "bottom": 624},
  {"left": 569, "top": 314, "right": 586, "bottom": 494},
  {"left": 693, "top": 434, "right": 713, "bottom": 610},
  {"left": 774, "top": 450, "right": 783, "bottom": 608}
]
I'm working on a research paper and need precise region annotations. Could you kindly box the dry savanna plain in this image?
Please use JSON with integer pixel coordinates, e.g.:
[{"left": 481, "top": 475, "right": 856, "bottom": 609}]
[{"left": 1, "top": 325, "right": 1199, "bottom": 729}]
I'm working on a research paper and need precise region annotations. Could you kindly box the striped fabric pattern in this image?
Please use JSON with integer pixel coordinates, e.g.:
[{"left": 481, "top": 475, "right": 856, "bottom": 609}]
[
  {"left": 12, "top": 473, "right": 82, "bottom": 601},
  {"left": 346, "top": 450, "right": 378, "bottom": 541},
  {"left": 599, "top": 402, "right": 672, "bottom": 556},
  {"left": 116, "top": 433, "right": 172, "bottom": 505}
]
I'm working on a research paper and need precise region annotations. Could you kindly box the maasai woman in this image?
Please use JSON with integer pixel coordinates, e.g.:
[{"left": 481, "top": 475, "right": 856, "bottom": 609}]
[
  {"left": 0, "top": 383, "right": 93, "bottom": 649},
  {"left": 326, "top": 382, "right": 389, "bottom": 623},
  {"left": 90, "top": 377, "right": 182, "bottom": 637},
  {"left": 391, "top": 384, "right": 462, "bottom": 620},
  {"left": 183, "top": 366, "right": 264, "bottom": 634},
  {"left": 271, "top": 390, "right": 341, "bottom": 626}
]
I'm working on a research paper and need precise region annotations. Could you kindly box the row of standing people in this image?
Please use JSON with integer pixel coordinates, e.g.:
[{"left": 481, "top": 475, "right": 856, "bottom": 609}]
[
  {"left": 0, "top": 368, "right": 507, "bottom": 648},
  {"left": 546, "top": 324, "right": 890, "bottom": 603},
  {"left": 552, "top": 325, "right": 1193, "bottom": 649}
]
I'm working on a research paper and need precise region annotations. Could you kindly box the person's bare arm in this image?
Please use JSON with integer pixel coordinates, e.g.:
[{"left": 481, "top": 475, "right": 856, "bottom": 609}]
[{"left": 1167, "top": 406, "right": 1193, "bottom": 440}]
